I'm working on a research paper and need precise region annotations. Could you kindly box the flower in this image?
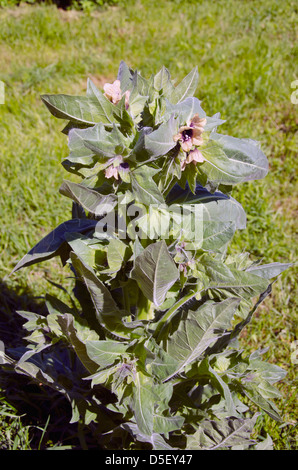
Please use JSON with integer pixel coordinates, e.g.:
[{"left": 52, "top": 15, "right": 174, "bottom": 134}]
[
  {"left": 180, "top": 148, "right": 205, "bottom": 171},
  {"left": 173, "top": 114, "right": 207, "bottom": 152},
  {"left": 178, "top": 259, "right": 195, "bottom": 276},
  {"left": 103, "top": 80, "right": 122, "bottom": 104},
  {"left": 124, "top": 90, "right": 130, "bottom": 110},
  {"left": 104, "top": 156, "right": 130, "bottom": 181},
  {"left": 105, "top": 164, "right": 120, "bottom": 180},
  {"left": 176, "top": 241, "right": 186, "bottom": 254},
  {"left": 103, "top": 80, "right": 130, "bottom": 109}
]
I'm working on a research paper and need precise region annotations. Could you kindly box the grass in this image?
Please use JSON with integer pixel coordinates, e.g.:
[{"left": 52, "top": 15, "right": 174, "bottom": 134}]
[{"left": 0, "top": 0, "right": 297, "bottom": 449}]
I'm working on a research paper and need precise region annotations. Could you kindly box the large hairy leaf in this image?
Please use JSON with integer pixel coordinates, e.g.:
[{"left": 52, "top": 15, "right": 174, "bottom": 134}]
[
  {"left": 11, "top": 219, "right": 97, "bottom": 273},
  {"left": 170, "top": 67, "right": 199, "bottom": 104},
  {"left": 200, "top": 255, "right": 270, "bottom": 299},
  {"left": 130, "top": 374, "right": 179, "bottom": 437},
  {"left": 164, "top": 298, "right": 240, "bottom": 381},
  {"left": 130, "top": 371, "right": 158, "bottom": 435},
  {"left": 131, "top": 240, "right": 179, "bottom": 306},
  {"left": 85, "top": 340, "right": 128, "bottom": 369},
  {"left": 67, "top": 127, "right": 96, "bottom": 166},
  {"left": 67, "top": 123, "right": 127, "bottom": 165},
  {"left": 70, "top": 252, "right": 129, "bottom": 338},
  {"left": 165, "top": 205, "right": 237, "bottom": 249},
  {"left": 200, "top": 221, "right": 236, "bottom": 251},
  {"left": 57, "top": 313, "right": 99, "bottom": 374},
  {"left": 60, "top": 180, "right": 117, "bottom": 217},
  {"left": 245, "top": 262, "right": 292, "bottom": 279},
  {"left": 241, "top": 382, "right": 282, "bottom": 422},
  {"left": 117, "top": 60, "right": 134, "bottom": 93},
  {"left": 163, "top": 96, "right": 206, "bottom": 125},
  {"left": 186, "top": 414, "right": 259, "bottom": 450},
  {"left": 166, "top": 184, "right": 247, "bottom": 230},
  {"left": 144, "top": 115, "right": 179, "bottom": 158},
  {"left": 41, "top": 94, "right": 115, "bottom": 126},
  {"left": 131, "top": 166, "right": 165, "bottom": 206},
  {"left": 201, "top": 133, "right": 269, "bottom": 185},
  {"left": 153, "top": 66, "right": 175, "bottom": 98},
  {"left": 107, "top": 238, "right": 129, "bottom": 272},
  {"left": 121, "top": 423, "right": 176, "bottom": 450},
  {"left": 153, "top": 413, "right": 184, "bottom": 435}
]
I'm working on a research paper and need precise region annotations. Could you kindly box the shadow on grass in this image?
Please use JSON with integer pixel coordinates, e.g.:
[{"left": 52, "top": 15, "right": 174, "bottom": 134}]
[
  {"left": 9, "top": 0, "right": 115, "bottom": 10},
  {"left": 0, "top": 280, "right": 81, "bottom": 449}
]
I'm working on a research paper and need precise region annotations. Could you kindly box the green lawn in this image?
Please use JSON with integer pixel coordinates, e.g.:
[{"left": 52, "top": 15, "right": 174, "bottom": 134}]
[{"left": 0, "top": 0, "right": 297, "bottom": 449}]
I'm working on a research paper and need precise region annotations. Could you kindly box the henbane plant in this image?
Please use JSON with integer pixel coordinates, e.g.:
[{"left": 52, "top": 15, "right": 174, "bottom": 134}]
[{"left": 2, "top": 62, "right": 292, "bottom": 450}]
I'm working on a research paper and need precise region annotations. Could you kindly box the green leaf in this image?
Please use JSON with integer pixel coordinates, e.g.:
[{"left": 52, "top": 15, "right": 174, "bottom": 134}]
[
  {"left": 41, "top": 93, "right": 115, "bottom": 126},
  {"left": 66, "top": 126, "right": 96, "bottom": 166},
  {"left": 13, "top": 360, "right": 56, "bottom": 389},
  {"left": 200, "top": 255, "right": 270, "bottom": 300},
  {"left": 70, "top": 252, "right": 130, "bottom": 338},
  {"left": 129, "top": 93, "right": 149, "bottom": 123},
  {"left": 85, "top": 340, "right": 128, "bottom": 369},
  {"left": 144, "top": 115, "right": 179, "bottom": 158},
  {"left": 153, "top": 413, "right": 184, "bottom": 435},
  {"left": 130, "top": 371, "right": 157, "bottom": 435},
  {"left": 153, "top": 66, "right": 175, "bottom": 98},
  {"left": 245, "top": 262, "right": 292, "bottom": 279},
  {"left": 200, "top": 221, "right": 236, "bottom": 251},
  {"left": 11, "top": 219, "right": 97, "bottom": 273},
  {"left": 164, "top": 96, "right": 205, "bottom": 124},
  {"left": 204, "top": 112, "right": 226, "bottom": 132},
  {"left": 131, "top": 240, "right": 179, "bottom": 307},
  {"left": 16, "top": 310, "right": 45, "bottom": 333},
  {"left": 164, "top": 298, "right": 240, "bottom": 381},
  {"left": 117, "top": 60, "right": 134, "bottom": 92},
  {"left": 56, "top": 313, "right": 99, "bottom": 374},
  {"left": 171, "top": 67, "right": 199, "bottom": 104},
  {"left": 107, "top": 238, "right": 129, "bottom": 272},
  {"left": 254, "top": 434, "right": 274, "bottom": 450},
  {"left": 60, "top": 180, "right": 117, "bottom": 217},
  {"left": 67, "top": 123, "right": 127, "bottom": 165},
  {"left": 151, "top": 345, "right": 180, "bottom": 382},
  {"left": 201, "top": 133, "right": 269, "bottom": 186},
  {"left": 131, "top": 69, "right": 154, "bottom": 98},
  {"left": 248, "top": 354, "right": 287, "bottom": 384},
  {"left": 242, "top": 383, "right": 282, "bottom": 421},
  {"left": 64, "top": 233, "right": 95, "bottom": 268},
  {"left": 208, "top": 365, "right": 239, "bottom": 417},
  {"left": 131, "top": 166, "right": 165, "bottom": 206},
  {"left": 186, "top": 414, "right": 259, "bottom": 450},
  {"left": 219, "top": 283, "right": 273, "bottom": 348},
  {"left": 166, "top": 184, "right": 247, "bottom": 230},
  {"left": 164, "top": 203, "right": 237, "bottom": 249},
  {"left": 120, "top": 423, "right": 176, "bottom": 450}
]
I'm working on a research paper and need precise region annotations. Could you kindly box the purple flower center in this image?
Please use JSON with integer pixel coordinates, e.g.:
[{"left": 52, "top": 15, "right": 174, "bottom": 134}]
[
  {"left": 120, "top": 162, "right": 130, "bottom": 170},
  {"left": 182, "top": 129, "right": 193, "bottom": 141}
]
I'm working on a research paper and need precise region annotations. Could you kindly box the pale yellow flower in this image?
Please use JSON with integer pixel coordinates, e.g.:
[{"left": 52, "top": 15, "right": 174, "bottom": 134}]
[
  {"left": 105, "top": 165, "right": 120, "bottom": 180},
  {"left": 103, "top": 80, "right": 122, "bottom": 104},
  {"left": 104, "top": 155, "right": 130, "bottom": 181},
  {"left": 124, "top": 90, "right": 130, "bottom": 110},
  {"left": 174, "top": 114, "right": 207, "bottom": 152},
  {"left": 180, "top": 148, "right": 205, "bottom": 171},
  {"left": 103, "top": 80, "right": 130, "bottom": 109}
]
